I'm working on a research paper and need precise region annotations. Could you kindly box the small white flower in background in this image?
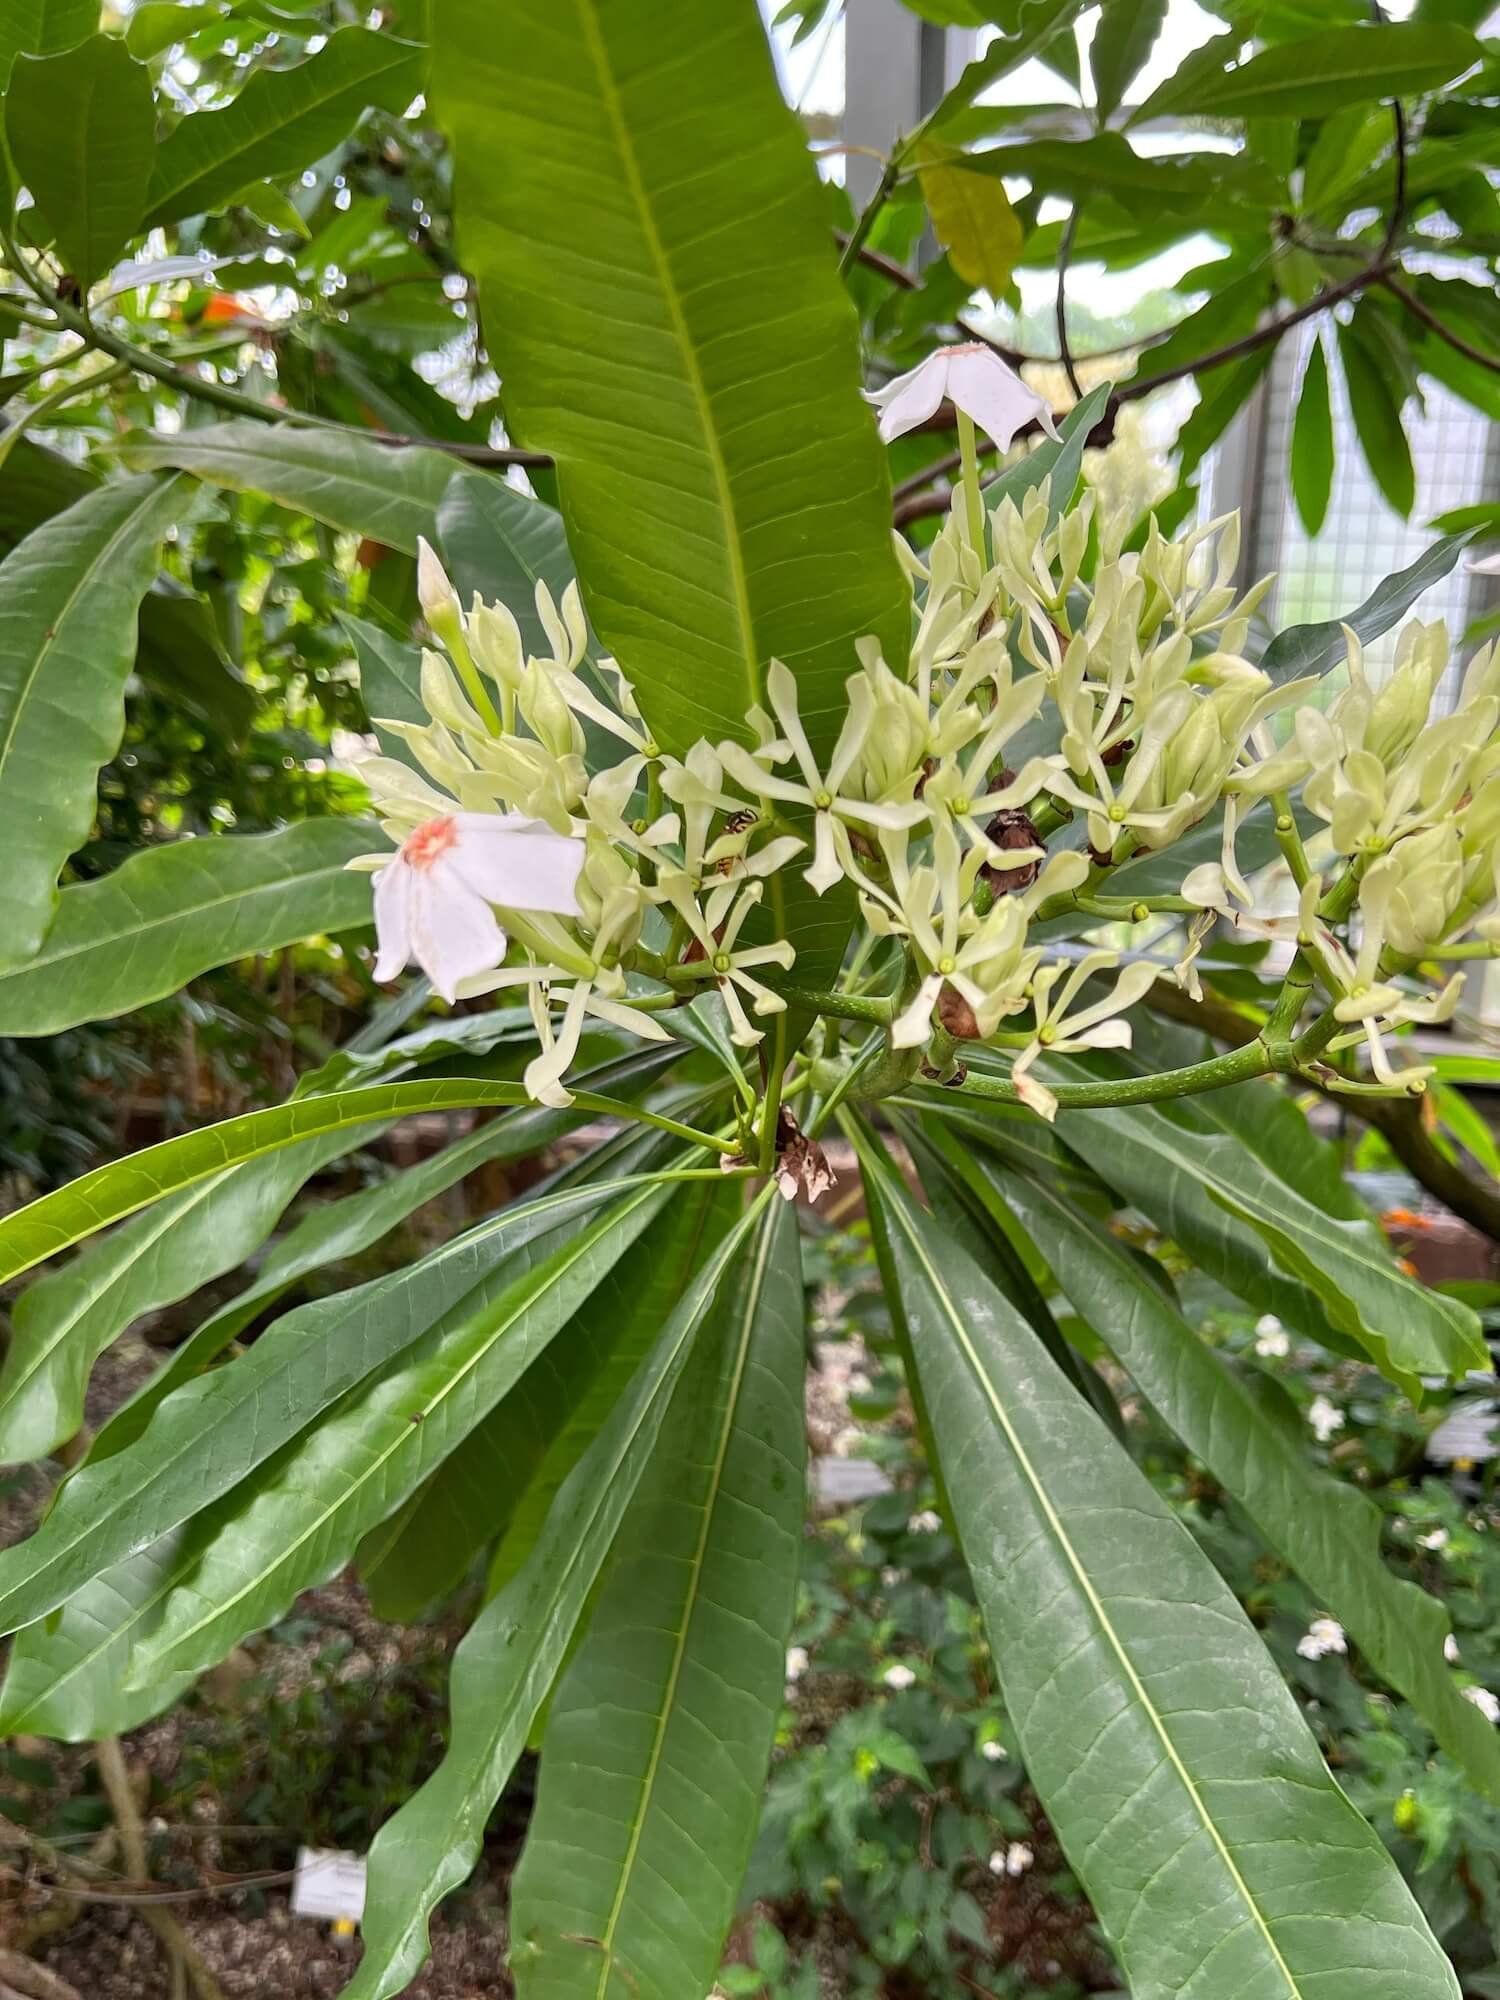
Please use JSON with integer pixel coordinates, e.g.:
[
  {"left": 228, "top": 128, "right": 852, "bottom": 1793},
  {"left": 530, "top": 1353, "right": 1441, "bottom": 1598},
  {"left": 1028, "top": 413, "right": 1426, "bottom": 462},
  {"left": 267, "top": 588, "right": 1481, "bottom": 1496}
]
[
  {"left": 1467, "top": 549, "right": 1500, "bottom": 575},
  {"left": 1445, "top": 1634, "right": 1461, "bottom": 1665},
  {"left": 881, "top": 1663, "right": 917, "bottom": 1691},
  {"left": 1463, "top": 1685, "right": 1500, "bottom": 1724},
  {"left": 848, "top": 1371, "right": 872, "bottom": 1397},
  {"left": 785, "top": 1646, "right": 809, "bottom": 1684},
  {"left": 832, "top": 1425, "right": 864, "bottom": 1458},
  {"left": 980, "top": 1739, "right": 1008, "bottom": 1764},
  {"left": 907, "top": 1508, "right": 943, "bottom": 1535},
  {"left": 988, "top": 1842, "right": 1034, "bottom": 1878},
  {"left": 867, "top": 344, "right": 1058, "bottom": 450},
  {"left": 1419, "top": 1528, "right": 1450, "bottom": 1552},
  {"left": 368, "top": 812, "right": 585, "bottom": 1004},
  {"left": 1297, "top": 1617, "right": 1347, "bottom": 1662},
  {"left": 1307, "top": 1395, "right": 1345, "bottom": 1444},
  {"left": 1254, "top": 1314, "right": 1289, "bottom": 1359},
  {"left": 880, "top": 1566, "right": 907, "bottom": 1588}
]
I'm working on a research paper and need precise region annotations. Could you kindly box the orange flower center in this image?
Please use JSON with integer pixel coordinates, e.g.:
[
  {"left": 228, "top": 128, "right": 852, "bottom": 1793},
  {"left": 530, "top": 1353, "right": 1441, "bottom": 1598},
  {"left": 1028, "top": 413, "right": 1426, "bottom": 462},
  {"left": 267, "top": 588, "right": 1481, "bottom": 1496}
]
[{"left": 401, "top": 815, "right": 459, "bottom": 871}]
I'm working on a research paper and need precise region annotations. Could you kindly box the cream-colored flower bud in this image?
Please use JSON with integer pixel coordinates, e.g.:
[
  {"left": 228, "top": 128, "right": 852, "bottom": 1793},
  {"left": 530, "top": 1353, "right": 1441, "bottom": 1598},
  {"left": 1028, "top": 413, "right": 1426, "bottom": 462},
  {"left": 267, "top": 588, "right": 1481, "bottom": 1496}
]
[
  {"left": 419, "top": 651, "right": 483, "bottom": 736},
  {"left": 469, "top": 600, "right": 525, "bottom": 691},
  {"left": 1364, "top": 823, "right": 1465, "bottom": 956},
  {"left": 1367, "top": 619, "right": 1446, "bottom": 765},
  {"left": 416, "top": 536, "right": 463, "bottom": 645},
  {"left": 521, "top": 662, "right": 585, "bottom": 760}
]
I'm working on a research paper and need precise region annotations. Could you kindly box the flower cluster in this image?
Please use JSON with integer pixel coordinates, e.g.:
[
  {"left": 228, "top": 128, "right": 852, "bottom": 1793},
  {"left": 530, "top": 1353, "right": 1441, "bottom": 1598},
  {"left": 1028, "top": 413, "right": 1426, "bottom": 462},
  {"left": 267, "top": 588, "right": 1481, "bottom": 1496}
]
[{"left": 352, "top": 345, "right": 1500, "bottom": 1121}]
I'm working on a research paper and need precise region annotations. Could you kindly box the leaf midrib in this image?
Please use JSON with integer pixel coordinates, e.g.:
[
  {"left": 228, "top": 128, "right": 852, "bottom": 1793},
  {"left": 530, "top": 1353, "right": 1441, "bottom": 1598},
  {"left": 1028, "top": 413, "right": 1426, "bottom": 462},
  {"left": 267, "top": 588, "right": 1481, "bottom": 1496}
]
[
  {"left": 591, "top": 1204, "right": 778, "bottom": 1999},
  {"left": 886, "top": 1187, "right": 1302, "bottom": 1999}
]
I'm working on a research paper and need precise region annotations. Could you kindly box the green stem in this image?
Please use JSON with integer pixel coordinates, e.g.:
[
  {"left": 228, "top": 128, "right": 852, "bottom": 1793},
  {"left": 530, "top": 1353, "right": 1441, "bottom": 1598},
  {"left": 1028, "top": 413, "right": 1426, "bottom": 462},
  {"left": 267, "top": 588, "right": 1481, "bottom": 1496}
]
[
  {"left": 776, "top": 984, "right": 895, "bottom": 1027},
  {"left": 1270, "top": 792, "right": 1312, "bottom": 890},
  {"left": 0, "top": 358, "right": 128, "bottom": 471},
  {"left": 838, "top": 155, "right": 898, "bottom": 278},
  {"left": 955, "top": 407, "right": 985, "bottom": 558},
  {"left": 757, "top": 1013, "right": 789, "bottom": 1175}
]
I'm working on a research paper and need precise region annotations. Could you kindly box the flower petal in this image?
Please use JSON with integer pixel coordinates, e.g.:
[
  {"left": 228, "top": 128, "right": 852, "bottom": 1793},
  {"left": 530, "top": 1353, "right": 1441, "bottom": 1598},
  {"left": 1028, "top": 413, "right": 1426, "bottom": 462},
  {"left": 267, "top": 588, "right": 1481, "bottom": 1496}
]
[
  {"left": 946, "top": 348, "right": 1055, "bottom": 449},
  {"left": 409, "top": 869, "right": 508, "bottom": 1004},
  {"left": 372, "top": 860, "right": 413, "bottom": 984},
  {"left": 867, "top": 354, "right": 949, "bottom": 442},
  {"left": 446, "top": 813, "right": 585, "bottom": 916}
]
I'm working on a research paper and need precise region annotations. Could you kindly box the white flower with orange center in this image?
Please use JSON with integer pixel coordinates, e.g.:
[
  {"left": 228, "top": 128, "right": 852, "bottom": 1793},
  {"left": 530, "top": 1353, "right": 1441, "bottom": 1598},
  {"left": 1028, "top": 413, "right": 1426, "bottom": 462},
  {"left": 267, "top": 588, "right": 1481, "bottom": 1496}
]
[{"left": 371, "top": 810, "right": 585, "bottom": 1003}]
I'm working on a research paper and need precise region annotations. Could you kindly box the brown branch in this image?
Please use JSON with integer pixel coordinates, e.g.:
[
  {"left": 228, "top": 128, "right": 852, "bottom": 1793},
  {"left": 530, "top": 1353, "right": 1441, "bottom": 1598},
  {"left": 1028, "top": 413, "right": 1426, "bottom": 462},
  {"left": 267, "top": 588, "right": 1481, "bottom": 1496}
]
[
  {"left": 1380, "top": 274, "right": 1500, "bottom": 375},
  {"left": 1056, "top": 208, "right": 1083, "bottom": 401}
]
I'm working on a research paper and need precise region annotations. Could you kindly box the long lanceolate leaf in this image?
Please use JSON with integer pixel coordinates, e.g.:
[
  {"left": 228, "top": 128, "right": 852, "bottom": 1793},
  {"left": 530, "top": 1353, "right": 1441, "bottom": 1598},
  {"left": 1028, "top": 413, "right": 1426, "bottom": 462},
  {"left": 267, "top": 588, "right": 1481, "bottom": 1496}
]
[
  {"left": 0, "top": 474, "right": 193, "bottom": 968},
  {"left": 1050, "top": 1098, "right": 1485, "bottom": 1387},
  {"left": 432, "top": 0, "right": 909, "bottom": 989},
  {"left": 0, "top": 819, "right": 382, "bottom": 1037},
  {"left": 853, "top": 1126, "right": 1461, "bottom": 2000},
  {"left": 0, "top": 1075, "right": 724, "bottom": 1284},
  {"left": 974, "top": 1146, "right": 1500, "bottom": 1804},
  {"left": 0, "top": 1179, "right": 643, "bottom": 1634},
  {"left": 0, "top": 1123, "right": 378, "bottom": 1464},
  {"left": 362, "top": 1178, "right": 732, "bottom": 1620},
  {"left": 510, "top": 1198, "right": 803, "bottom": 2000},
  {"left": 342, "top": 1189, "right": 781, "bottom": 2000},
  {"left": 125, "top": 1180, "right": 673, "bottom": 1683}
]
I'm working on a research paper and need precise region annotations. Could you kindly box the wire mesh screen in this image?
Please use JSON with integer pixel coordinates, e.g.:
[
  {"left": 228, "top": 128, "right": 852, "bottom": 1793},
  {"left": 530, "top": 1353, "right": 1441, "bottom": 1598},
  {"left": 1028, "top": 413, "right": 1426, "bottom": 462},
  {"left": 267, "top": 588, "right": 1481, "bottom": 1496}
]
[{"left": 1248, "top": 324, "right": 1495, "bottom": 709}]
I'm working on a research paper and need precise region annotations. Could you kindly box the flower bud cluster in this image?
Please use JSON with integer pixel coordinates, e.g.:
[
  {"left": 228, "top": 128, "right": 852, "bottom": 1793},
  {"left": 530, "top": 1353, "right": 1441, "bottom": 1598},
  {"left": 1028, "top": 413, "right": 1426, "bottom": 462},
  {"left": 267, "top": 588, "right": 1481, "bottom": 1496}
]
[{"left": 352, "top": 422, "right": 1500, "bottom": 1116}]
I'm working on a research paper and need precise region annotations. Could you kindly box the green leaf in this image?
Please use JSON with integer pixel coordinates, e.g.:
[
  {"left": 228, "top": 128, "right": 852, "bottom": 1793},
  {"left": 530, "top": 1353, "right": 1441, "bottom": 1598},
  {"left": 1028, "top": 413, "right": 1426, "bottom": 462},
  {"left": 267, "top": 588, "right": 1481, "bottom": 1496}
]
[
  {"left": 432, "top": 0, "right": 909, "bottom": 991},
  {"left": 1290, "top": 332, "right": 1334, "bottom": 536},
  {"left": 854, "top": 1133, "right": 1462, "bottom": 2000},
  {"left": 0, "top": 1123, "right": 373, "bottom": 1463},
  {"left": 363, "top": 1177, "right": 730, "bottom": 1620},
  {"left": 926, "top": 0, "right": 1089, "bottom": 132},
  {"left": 435, "top": 470, "right": 582, "bottom": 665},
  {"left": 1259, "top": 533, "right": 1470, "bottom": 682},
  {"left": 1090, "top": 0, "right": 1167, "bottom": 120},
  {"left": 975, "top": 1153, "right": 1500, "bottom": 1803},
  {"left": 1133, "top": 270, "right": 1270, "bottom": 387},
  {"left": 0, "top": 0, "right": 95, "bottom": 62},
  {"left": 1300, "top": 105, "right": 1390, "bottom": 213},
  {"left": 129, "top": 1181, "right": 670, "bottom": 1683},
  {"left": 96, "top": 1048, "right": 682, "bottom": 1468},
  {"left": 0, "top": 1071, "right": 719, "bottom": 1285},
  {"left": 1142, "top": 22, "right": 1481, "bottom": 119},
  {"left": 510, "top": 1198, "right": 802, "bottom": 2000},
  {"left": 338, "top": 611, "right": 425, "bottom": 767},
  {"left": 114, "top": 420, "right": 452, "bottom": 553},
  {"left": 987, "top": 380, "right": 1108, "bottom": 531},
  {"left": 0, "top": 1532, "right": 206, "bottom": 1741},
  {"left": 6, "top": 37, "right": 154, "bottom": 282},
  {"left": 125, "top": 2, "right": 225, "bottom": 59},
  {"left": 0, "top": 1177, "right": 639, "bottom": 1634},
  {"left": 141, "top": 26, "right": 425, "bottom": 229},
  {"left": 0, "top": 473, "right": 195, "bottom": 967},
  {"left": 916, "top": 143, "right": 1023, "bottom": 294},
  {"left": 0, "top": 818, "right": 381, "bottom": 1037},
  {"left": 1049, "top": 1096, "right": 1485, "bottom": 1389},
  {"left": 340, "top": 1193, "right": 778, "bottom": 2000},
  {"left": 1338, "top": 315, "right": 1415, "bottom": 519},
  {"left": 1176, "top": 347, "right": 1275, "bottom": 478}
]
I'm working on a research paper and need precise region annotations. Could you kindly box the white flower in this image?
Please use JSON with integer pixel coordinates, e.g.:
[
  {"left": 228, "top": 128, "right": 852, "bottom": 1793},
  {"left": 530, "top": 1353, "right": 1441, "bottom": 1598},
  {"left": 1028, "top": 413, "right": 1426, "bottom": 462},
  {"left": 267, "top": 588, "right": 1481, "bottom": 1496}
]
[
  {"left": 980, "top": 1739, "right": 1008, "bottom": 1764},
  {"left": 785, "top": 1646, "right": 809, "bottom": 1684},
  {"left": 880, "top": 1566, "right": 907, "bottom": 1588},
  {"left": 907, "top": 1509, "right": 943, "bottom": 1535},
  {"left": 1445, "top": 1634, "right": 1461, "bottom": 1665},
  {"left": 1307, "top": 1395, "right": 1345, "bottom": 1444},
  {"left": 370, "top": 811, "right": 585, "bottom": 1003},
  {"left": 881, "top": 1663, "right": 917, "bottom": 1691},
  {"left": 1296, "top": 1617, "right": 1347, "bottom": 1661},
  {"left": 1419, "top": 1528, "right": 1450, "bottom": 1552},
  {"left": 1254, "top": 1314, "right": 1288, "bottom": 1358},
  {"left": 867, "top": 344, "right": 1058, "bottom": 450},
  {"left": 988, "top": 1841, "right": 1034, "bottom": 1877},
  {"left": 1463, "top": 1685, "right": 1500, "bottom": 1724},
  {"left": 1010, "top": 953, "right": 1159, "bottom": 1122},
  {"left": 832, "top": 1425, "right": 864, "bottom": 1457},
  {"left": 1466, "top": 549, "right": 1500, "bottom": 575}
]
